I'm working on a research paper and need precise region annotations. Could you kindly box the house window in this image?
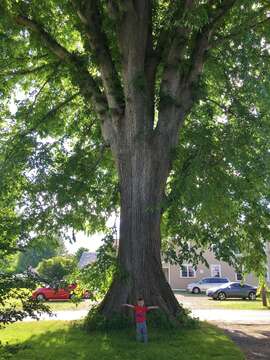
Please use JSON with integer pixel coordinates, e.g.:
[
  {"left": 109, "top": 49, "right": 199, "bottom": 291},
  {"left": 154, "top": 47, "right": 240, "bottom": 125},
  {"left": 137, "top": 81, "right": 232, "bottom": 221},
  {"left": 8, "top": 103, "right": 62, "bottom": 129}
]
[
  {"left": 235, "top": 272, "right": 243, "bottom": 281},
  {"left": 180, "top": 265, "right": 196, "bottom": 278},
  {"left": 211, "top": 264, "right": 221, "bottom": 278}
]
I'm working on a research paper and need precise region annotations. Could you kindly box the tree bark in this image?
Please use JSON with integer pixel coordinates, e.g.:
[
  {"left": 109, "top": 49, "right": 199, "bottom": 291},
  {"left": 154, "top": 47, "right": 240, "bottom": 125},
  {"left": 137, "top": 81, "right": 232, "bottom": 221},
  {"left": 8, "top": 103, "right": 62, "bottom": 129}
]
[
  {"left": 261, "top": 285, "right": 268, "bottom": 307},
  {"left": 98, "top": 115, "right": 182, "bottom": 321}
]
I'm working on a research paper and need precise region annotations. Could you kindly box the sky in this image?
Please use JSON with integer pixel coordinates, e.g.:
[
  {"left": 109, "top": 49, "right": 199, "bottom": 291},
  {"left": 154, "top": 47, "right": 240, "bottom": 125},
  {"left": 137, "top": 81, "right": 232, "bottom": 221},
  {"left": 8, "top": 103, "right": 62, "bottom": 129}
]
[
  {"left": 65, "top": 216, "right": 119, "bottom": 254},
  {"left": 65, "top": 231, "right": 104, "bottom": 254}
]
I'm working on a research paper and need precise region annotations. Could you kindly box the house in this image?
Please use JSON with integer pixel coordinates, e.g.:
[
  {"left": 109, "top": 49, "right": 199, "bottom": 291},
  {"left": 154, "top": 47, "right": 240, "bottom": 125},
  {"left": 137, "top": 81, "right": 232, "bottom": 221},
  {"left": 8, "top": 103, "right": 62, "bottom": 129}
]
[
  {"left": 162, "top": 244, "right": 270, "bottom": 290},
  {"left": 78, "top": 251, "right": 97, "bottom": 269},
  {"left": 78, "top": 246, "right": 270, "bottom": 290}
]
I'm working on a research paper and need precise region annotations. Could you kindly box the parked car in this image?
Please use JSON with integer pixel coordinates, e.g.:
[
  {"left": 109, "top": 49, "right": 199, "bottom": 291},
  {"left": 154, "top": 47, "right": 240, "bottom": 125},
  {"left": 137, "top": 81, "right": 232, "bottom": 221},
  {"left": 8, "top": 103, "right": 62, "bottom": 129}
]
[
  {"left": 187, "top": 277, "right": 230, "bottom": 294},
  {"left": 32, "top": 283, "right": 90, "bottom": 301},
  {"left": 206, "top": 282, "right": 257, "bottom": 300}
]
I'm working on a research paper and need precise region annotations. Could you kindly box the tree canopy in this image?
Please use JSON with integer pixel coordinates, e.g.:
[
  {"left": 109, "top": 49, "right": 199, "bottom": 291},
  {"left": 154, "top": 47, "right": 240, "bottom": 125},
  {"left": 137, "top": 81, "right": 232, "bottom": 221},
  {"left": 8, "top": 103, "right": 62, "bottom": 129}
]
[
  {"left": 0, "top": 1, "right": 270, "bottom": 319},
  {"left": 37, "top": 255, "right": 76, "bottom": 284},
  {"left": 1, "top": 1, "right": 269, "bottom": 265},
  {"left": 16, "top": 236, "right": 67, "bottom": 272}
]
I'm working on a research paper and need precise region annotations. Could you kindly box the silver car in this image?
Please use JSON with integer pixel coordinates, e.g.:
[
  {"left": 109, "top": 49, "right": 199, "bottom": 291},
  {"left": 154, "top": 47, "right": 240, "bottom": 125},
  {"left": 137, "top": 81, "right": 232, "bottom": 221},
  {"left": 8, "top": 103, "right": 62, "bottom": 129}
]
[
  {"left": 206, "top": 282, "right": 257, "bottom": 300},
  {"left": 187, "top": 277, "right": 230, "bottom": 294}
]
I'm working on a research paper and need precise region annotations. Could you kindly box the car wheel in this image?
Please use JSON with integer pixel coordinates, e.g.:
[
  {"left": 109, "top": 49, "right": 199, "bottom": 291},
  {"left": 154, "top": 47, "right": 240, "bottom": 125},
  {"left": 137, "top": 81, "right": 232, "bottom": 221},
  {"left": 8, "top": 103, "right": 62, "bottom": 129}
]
[
  {"left": 36, "top": 293, "right": 46, "bottom": 301},
  {"left": 192, "top": 287, "right": 201, "bottom": 294},
  {"left": 248, "top": 292, "right": 256, "bottom": 301},
  {"left": 217, "top": 291, "right": 226, "bottom": 301}
]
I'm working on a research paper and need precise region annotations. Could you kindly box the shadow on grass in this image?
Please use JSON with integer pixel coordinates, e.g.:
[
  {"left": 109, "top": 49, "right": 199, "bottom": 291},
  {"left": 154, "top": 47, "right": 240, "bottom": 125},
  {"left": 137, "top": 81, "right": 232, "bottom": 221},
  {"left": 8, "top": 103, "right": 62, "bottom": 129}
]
[{"left": 0, "top": 321, "right": 244, "bottom": 360}]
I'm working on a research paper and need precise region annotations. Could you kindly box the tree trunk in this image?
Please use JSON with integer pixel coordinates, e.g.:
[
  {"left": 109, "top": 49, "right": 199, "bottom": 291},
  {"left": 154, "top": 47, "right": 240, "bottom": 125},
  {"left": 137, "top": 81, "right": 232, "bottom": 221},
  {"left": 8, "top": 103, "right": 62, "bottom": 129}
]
[
  {"left": 98, "top": 125, "right": 182, "bottom": 321},
  {"left": 261, "top": 285, "right": 268, "bottom": 307}
]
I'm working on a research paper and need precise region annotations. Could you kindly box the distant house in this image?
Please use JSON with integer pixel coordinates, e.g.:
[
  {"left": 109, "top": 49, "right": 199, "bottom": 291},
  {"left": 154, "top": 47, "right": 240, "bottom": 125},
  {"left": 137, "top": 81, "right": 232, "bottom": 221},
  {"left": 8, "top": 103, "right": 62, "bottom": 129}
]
[
  {"left": 78, "top": 246, "right": 270, "bottom": 290},
  {"left": 78, "top": 252, "right": 97, "bottom": 269},
  {"left": 162, "top": 243, "right": 270, "bottom": 290}
]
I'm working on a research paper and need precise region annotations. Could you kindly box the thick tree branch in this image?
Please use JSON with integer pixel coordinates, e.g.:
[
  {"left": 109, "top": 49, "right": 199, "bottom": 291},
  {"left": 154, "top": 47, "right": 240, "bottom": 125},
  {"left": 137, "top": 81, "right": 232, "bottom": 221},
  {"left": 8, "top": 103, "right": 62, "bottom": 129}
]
[
  {"left": 154, "top": 1, "right": 193, "bottom": 71},
  {"left": 119, "top": 0, "right": 151, "bottom": 77},
  {"left": 157, "top": 0, "right": 196, "bottom": 110},
  {"left": 15, "top": 16, "right": 75, "bottom": 62},
  {"left": 106, "top": 1, "right": 121, "bottom": 20},
  {"left": 13, "top": 14, "right": 120, "bottom": 147},
  {"left": 156, "top": 0, "right": 237, "bottom": 147},
  {"left": 14, "top": 15, "right": 108, "bottom": 117},
  {"left": 186, "top": 0, "right": 237, "bottom": 85},
  {"left": 71, "top": 0, "right": 124, "bottom": 116},
  {"left": 12, "top": 14, "right": 122, "bottom": 152},
  {"left": 0, "top": 61, "right": 60, "bottom": 77}
]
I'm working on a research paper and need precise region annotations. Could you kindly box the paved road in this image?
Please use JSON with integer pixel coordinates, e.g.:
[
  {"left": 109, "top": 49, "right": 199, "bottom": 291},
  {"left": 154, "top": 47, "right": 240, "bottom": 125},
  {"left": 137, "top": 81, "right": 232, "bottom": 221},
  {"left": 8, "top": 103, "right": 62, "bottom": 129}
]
[
  {"left": 24, "top": 309, "right": 270, "bottom": 324},
  {"left": 191, "top": 309, "right": 270, "bottom": 324},
  {"left": 24, "top": 310, "right": 88, "bottom": 322}
]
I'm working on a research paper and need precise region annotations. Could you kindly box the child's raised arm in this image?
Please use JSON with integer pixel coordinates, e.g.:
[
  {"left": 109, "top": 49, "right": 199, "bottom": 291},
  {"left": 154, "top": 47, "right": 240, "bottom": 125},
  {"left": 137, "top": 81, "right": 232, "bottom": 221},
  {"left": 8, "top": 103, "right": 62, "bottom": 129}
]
[
  {"left": 147, "top": 306, "right": 159, "bottom": 310},
  {"left": 122, "top": 303, "right": 135, "bottom": 308}
]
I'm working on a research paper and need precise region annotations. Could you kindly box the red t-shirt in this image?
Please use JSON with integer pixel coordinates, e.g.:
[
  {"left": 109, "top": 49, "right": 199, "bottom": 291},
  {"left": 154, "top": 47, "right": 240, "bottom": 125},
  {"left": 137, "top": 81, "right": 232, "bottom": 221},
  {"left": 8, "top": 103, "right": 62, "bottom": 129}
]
[{"left": 134, "top": 305, "right": 148, "bottom": 323}]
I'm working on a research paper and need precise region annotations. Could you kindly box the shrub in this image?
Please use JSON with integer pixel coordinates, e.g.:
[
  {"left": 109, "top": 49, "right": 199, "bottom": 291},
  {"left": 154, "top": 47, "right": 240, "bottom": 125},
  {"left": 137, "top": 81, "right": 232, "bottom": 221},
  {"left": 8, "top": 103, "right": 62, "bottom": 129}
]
[
  {"left": 0, "top": 272, "right": 51, "bottom": 327},
  {"left": 84, "top": 306, "right": 132, "bottom": 331},
  {"left": 36, "top": 256, "right": 76, "bottom": 285}
]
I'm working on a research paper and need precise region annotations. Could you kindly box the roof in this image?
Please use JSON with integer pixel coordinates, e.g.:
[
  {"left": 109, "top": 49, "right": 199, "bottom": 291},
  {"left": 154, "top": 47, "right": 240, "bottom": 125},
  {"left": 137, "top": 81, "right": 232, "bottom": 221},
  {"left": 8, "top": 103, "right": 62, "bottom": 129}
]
[{"left": 78, "top": 251, "right": 97, "bottom": 269}]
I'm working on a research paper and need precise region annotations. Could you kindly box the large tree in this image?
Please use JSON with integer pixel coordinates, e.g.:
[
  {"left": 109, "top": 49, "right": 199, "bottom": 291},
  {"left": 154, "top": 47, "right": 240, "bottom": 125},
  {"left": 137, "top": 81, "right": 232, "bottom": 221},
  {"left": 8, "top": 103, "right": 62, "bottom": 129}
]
[{"left": 0, "top": 1, "right": 269, "bottom": 321}]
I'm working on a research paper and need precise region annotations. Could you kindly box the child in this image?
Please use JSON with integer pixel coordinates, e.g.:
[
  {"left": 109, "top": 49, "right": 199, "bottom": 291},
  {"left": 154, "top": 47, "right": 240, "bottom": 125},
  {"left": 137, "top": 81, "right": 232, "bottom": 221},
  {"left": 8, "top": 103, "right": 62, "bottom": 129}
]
[{"left": 122, "top": 297, "right": 159, "bottom": 343}]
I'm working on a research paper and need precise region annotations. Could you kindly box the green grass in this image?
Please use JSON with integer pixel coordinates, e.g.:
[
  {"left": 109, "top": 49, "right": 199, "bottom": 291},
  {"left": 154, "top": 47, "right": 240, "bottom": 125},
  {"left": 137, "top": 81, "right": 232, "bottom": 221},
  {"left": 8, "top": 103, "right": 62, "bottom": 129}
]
[
  {"left": 208, "top": 299, "right": 270, "bottom": 310},
  {"left": 1, "top": 298, "right": 92, "bottom": 312},
  {"left": 0, "top": 321, "right": 244, "bottom": 360},
  {"left": 45, "top": 299, "right": 91, "bottom": 311},
  {"left": 174, "top": 290, "right": 206, "bottom": 297}
]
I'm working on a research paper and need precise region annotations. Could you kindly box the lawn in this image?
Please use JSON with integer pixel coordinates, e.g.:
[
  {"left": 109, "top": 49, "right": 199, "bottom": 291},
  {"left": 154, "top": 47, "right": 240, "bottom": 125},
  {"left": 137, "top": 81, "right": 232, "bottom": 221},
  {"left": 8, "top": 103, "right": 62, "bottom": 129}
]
[
  {"left": 209, "top": 299, "right": 270, "bottom": 310},
  {"left": 1, "top": 298, "right": 92, "bottom": 312},
  {"left": 45, "top": 299, "right": 92, "bottom": 311},
  {"left": 0, "top": 321, "right": 244, "bottom": 360}
]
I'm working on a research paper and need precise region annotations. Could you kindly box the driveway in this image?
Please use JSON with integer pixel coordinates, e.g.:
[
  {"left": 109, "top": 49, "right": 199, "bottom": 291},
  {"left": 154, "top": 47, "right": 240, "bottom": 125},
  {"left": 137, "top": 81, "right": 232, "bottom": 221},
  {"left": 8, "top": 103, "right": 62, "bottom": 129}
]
[
  {"left": 24, "top": 310, "right": 88, "bottom": 321},
  {"left": 175, "top": 292, "right": 270, "bottom": 324},
  {"left": 23, "top": 291, "right": 270, "bottom": 324},
  {"left": 215, "top": 323, "right": 270, "bottom": 360},
  {"left": 191, "top": 309, "right": 270, "bottom": 324},
  {"left": 24, "top": 307, "right": 270, "bottom": 324}
]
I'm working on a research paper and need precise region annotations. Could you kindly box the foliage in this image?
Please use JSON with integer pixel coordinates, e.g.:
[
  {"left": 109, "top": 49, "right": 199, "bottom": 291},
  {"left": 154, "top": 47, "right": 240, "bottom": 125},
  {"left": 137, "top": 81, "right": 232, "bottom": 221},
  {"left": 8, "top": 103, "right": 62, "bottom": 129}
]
[
  {"left": 85, "top": 302, "right": 197, "bottom": 331},
  {"left": 0, "top": 272, "right": 51, "bottom": 327},
  {"left": 74, "top": 247, "right": 89, "bottom": 262},
  {"left": 36, "top": 255, "right": 76, "bottom": 285},
  {"left": 84, "top": 305, "right": 132, "bottom": 331},
  {"left": 16, "top": 236, "right": 67, "bottom": 273},
  {"left": 0, "top": 0, "right": 269, "bottom": 312},
  {"left": 0, "top": 195, "right": 52, "bottom": 326},
  {"left": 69, "top": 234, "right": 117, "bottom": 301},
  {"left": 162, "top": 66, "right": 270, "bottom": 270}
]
